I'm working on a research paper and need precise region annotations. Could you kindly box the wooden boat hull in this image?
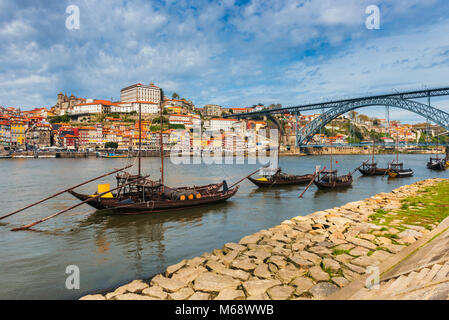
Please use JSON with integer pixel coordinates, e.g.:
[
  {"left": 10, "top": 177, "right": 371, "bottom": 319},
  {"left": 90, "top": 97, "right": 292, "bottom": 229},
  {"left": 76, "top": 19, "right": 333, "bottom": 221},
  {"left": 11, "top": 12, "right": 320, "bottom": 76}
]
[
  {"left": 69, "top": 187, "right": 239, "bottom": 214},
  {"left": 358, "top": 168, "right": 388, "bottom": 176},
  {"left": 314, "top": 175, "right": 353, "bottom": 190},
  {"left": 68, "top": 190, "right": 117, "bottom": 209},
  {"left": 387, "top": 169, "right": 414, "bottom": 178},
  {"left": 247, "top": 174, "right": 314, "bottom": 187},
  {"left": 177, "top": 182, "right": 223, "bottom": 193},
  {"left": 68, "top": 181, "right": 224, "bottom": 209},
  {"left": 427, "top": 161, "right": 448, "bottom": 171}
]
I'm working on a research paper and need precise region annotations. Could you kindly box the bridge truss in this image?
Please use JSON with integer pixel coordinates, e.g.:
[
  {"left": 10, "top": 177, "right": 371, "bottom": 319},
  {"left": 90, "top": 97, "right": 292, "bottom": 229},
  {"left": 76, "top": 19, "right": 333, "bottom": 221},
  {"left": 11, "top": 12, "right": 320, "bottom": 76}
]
[{"left": 226, "top": 87, "right": 449, "bottom": 147}]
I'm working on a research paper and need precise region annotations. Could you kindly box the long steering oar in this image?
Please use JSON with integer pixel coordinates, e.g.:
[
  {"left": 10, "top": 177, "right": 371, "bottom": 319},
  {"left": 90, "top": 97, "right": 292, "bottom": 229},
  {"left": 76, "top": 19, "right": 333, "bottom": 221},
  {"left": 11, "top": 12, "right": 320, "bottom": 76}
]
[
  {"left": 10, "top": 176, "right": 148, "bottom": 231},
  {"left": 299, "top": 167, "right": 326, "bottom": 198},
  {"left": 0, "top": 165, "right": 133, "bottom": 221},
  {"left": 228, "top": 164, "right": 270, "bottom": 189}
]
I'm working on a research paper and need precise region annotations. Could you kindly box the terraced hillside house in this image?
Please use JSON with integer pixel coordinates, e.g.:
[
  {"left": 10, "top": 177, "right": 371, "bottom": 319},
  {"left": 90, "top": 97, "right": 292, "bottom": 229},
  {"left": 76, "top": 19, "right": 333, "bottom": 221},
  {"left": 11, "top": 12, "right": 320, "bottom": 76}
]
[{"left": 0, "top": 120, "right": 11, "bottom": 147}]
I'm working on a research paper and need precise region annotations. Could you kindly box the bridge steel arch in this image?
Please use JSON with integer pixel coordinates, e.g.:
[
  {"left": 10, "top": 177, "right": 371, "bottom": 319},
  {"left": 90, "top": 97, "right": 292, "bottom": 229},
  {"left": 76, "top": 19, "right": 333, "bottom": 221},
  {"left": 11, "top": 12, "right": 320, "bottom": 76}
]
[{"left": 297, "top": 97, "right": 449, "bottom": 146}]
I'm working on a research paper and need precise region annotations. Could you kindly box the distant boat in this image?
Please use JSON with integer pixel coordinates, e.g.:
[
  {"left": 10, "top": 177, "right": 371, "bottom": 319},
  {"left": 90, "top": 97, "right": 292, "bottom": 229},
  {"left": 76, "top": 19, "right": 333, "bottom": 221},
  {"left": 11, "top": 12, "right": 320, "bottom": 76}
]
[
  {"left": 387, "top": 161, "right": 414, "bottom": 178},
  {"left": 427, "top": 157, "right": 448, "bottom": 171},
  {"left": 387, "top": 131, "right": 413, "bottom": 178},
  {"left": 247, "top": 118, "right": 314, "bottom": 188},
  {"left": 358, "top": 142, "right": 388, "bottom": 176},
  {"left": 314, "top": 169, "right": 353, "bottom": 189},
  {"left": 13, "top": 155, "right": 34, "bottom": 158},
  {"left": 37, "top": 154, "right": 57, "bottom": 158},
  {"left": 426, "top": 138, "right": 448, "bottom": 171},
  {"left": 0, "top": 154, "right": 12, "bottom": 159},
  {"left": 248, "top": 168, "right": 314, "bottom": 187},
  {"left": 359, "top": 162, "right": 388, "bottom": 176},
  {"left": 314, "top": 138, "right": 353, "bottom": 190},
  {"left": 97, "top": 151, "right": 128, "bottom": 158}
]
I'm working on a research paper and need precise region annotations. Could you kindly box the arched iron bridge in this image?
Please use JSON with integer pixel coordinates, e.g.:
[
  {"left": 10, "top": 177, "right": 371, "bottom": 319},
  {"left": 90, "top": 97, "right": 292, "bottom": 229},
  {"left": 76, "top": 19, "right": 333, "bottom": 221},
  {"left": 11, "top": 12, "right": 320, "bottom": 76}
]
[{"left": 224, "top": 87, "right": 449, "bottom": 147}]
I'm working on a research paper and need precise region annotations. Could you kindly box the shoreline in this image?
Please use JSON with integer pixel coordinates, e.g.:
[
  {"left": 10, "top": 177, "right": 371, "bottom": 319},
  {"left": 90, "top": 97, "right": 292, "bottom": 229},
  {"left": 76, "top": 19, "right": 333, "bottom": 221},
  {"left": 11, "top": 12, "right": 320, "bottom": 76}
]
[
  {"left": 80, "top": 178, "right": 449, "bottom": 300},
  {"left": 0, "top": 149, "right": 443, "bottom": 159}
]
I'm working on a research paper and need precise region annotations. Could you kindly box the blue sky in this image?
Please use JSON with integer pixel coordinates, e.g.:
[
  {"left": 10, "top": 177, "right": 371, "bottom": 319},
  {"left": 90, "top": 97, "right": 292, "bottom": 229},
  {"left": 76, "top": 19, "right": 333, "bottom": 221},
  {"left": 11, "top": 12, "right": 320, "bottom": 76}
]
[{"left": 1, "top": 0, "right": 449, "bottom": 123}]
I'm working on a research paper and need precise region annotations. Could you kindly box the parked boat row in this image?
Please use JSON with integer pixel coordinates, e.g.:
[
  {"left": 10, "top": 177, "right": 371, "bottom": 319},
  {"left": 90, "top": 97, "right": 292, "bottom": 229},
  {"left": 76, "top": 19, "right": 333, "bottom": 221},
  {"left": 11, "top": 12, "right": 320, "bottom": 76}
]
[{"left": 2, "top": 100, "right": 448, "bottom": 231}]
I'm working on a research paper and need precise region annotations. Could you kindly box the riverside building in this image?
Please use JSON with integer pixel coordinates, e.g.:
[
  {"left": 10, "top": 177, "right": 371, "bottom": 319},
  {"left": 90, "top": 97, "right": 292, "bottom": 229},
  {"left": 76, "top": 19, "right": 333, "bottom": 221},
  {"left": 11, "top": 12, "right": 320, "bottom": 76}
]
[{"left": 120, "top": 83, "right": 161, "bottom": 103}]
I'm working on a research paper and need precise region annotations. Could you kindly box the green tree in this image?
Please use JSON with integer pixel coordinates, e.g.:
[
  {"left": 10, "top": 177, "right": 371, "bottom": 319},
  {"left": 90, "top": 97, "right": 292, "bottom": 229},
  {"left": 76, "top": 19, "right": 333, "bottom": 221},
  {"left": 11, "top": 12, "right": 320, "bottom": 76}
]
[
  {"left": 49, "top": 114, "right": 70, "bottom": 123},
  {"left": 172, "top": 92, "right": 180, "bottom": 99},
  {"left": 153, "top": 116, "right": 168, "bottom": 124},
  {"left": 169, "top": 124, "right": 185, "bottom": 129},
  {"left": 105, "top": 142, "right": 118, "bottom": 149}
]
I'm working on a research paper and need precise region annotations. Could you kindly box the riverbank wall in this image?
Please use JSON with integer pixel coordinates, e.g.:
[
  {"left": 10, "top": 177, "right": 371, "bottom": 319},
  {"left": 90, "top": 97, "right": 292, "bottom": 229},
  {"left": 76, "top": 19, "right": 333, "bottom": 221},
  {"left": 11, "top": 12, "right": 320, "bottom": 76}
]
[
  {"left": 81, "top": 178, "right": 448, "bottom": 300},
  {"left": 3, "top": 147, "right": 444, "bottom": 159}
]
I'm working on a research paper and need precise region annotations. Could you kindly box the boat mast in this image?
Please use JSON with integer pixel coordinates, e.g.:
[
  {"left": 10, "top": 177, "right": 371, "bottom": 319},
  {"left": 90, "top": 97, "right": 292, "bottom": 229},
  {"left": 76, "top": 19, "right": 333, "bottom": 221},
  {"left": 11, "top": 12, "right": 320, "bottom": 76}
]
[
  {"left": 396, "top": 128, "right": 399, "bottom": 164},
  {"left": 330, "top": 138, "right": 333, "bottom": 182},
  {"left": 330, "top": 120, "right": 334, "bottom": 182},
  {"left": 277, "top": 123, "right": 281, "bottom": 170},
  {"left": 436, "top": 135, "right": 439, "bottom": 160},
  {"left": 138, "top": 102, "right": 142, "bottom": 177},
  {"left": 159, "top": 88, "right": 164, "bottom": 191}
]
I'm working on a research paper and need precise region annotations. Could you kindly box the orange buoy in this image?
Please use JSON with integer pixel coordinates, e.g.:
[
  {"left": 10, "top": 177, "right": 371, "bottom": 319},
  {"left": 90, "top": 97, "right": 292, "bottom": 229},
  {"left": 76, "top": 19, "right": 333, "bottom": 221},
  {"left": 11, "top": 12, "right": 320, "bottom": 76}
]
[
  {"left": 196, "top": 193, "right": 202, "bottom": 199},
  {"left": 180, "top": 195, "right": 186, "bottom": 201},
  {"left": 188, "top": 194, "right": 194, "bottom": 200}
]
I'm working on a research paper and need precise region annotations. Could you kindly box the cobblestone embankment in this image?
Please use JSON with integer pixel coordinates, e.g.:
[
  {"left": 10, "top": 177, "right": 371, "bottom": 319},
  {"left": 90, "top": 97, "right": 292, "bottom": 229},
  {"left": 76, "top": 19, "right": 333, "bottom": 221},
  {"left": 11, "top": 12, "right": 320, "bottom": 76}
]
[{"left": 81, "top": 178, "right": 447, "bottom": 300}]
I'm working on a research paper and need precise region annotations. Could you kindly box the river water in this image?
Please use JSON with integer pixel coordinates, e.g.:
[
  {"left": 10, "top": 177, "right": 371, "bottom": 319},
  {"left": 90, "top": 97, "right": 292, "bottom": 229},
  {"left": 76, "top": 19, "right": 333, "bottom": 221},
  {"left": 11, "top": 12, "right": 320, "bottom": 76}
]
[{"left": 0, "top": 154, "right": 447, "bottom": 299}]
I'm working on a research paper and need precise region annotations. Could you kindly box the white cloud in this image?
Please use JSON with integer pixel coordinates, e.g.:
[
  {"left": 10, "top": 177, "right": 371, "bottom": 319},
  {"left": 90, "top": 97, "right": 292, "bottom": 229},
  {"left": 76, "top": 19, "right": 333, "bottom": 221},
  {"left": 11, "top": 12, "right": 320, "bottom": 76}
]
[{"left": 0, "top": 0, "right": 448, "bottom": 122}]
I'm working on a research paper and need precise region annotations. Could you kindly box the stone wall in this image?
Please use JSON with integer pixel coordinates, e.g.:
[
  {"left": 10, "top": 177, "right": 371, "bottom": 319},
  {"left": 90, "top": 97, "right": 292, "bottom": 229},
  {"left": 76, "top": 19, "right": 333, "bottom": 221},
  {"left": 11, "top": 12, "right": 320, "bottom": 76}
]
[{"left": 81, "top": 178, "right": 445, "bottom": 300}]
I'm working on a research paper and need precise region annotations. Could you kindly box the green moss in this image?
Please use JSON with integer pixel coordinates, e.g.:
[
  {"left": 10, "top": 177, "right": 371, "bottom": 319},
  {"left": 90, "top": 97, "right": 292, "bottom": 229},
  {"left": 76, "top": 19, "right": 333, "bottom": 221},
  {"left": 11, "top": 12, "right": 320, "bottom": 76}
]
[
  {"left": 383, "top": 233, "right": 400, "bottom": 240},
  {"left": 369, "top": 181, "right": 449, "bottom": 230},
  {"left": 332, "top": 249, "right": 351, "bottom": 256},
  {"left": 367, "top": 251, "right": 374, "bottom": 256},
  {"left": 320, "top": 262, "right": 339, "bottom": 278}
]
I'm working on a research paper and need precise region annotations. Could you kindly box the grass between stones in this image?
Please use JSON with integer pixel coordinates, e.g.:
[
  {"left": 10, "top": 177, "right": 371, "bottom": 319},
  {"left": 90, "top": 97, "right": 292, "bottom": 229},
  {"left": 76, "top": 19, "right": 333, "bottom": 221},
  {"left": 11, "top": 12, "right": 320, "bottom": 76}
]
[
  {"left": 369, "top": 180, "right": 449, "bottom": 230},
  {"left": 332, "top": 249, "right": 351, "bottom": 256}
]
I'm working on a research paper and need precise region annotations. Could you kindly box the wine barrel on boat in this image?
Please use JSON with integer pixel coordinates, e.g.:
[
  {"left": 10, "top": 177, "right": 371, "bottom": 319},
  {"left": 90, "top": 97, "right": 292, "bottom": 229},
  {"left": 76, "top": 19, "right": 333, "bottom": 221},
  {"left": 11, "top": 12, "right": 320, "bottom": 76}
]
[{"left": 163, "top": 188, "right": 201, "bottom": 200}]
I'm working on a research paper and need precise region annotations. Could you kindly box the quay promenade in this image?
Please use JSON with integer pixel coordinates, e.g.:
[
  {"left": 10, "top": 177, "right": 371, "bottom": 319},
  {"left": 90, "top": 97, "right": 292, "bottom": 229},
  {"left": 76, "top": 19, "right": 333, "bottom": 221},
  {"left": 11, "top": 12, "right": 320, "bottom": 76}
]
[{"left": 81, "top": 178, "right": 448, "bottom": 300}]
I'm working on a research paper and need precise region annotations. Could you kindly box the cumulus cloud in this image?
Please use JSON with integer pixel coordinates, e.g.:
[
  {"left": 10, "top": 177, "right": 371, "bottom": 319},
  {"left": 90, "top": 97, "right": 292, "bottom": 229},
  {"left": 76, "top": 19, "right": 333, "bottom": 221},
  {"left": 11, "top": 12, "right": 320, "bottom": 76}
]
[{"left": 0, "top": 0, "right": 447, "bottom": 124}]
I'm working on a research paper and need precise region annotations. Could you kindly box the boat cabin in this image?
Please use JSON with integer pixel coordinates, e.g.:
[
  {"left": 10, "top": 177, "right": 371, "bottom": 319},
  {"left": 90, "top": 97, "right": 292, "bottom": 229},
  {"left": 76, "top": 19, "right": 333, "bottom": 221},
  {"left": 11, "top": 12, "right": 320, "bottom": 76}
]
[
  {"left": 388, "top": 162, "right": 404, "bottom": 171},
  {"left": 361, "top": 162, "right": 377, "bottom": 170}
]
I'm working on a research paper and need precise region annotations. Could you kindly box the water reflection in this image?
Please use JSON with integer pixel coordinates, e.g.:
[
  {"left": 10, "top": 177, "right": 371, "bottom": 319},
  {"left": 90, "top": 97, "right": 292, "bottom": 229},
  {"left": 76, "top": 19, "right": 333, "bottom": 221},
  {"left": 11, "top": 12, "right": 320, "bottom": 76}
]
[
  {"left": 75, "top": 201, "right": 236, "bottom": 283},
  {"left": 1, "top": 154, "right": 448, "bottom": 299},
  {"left": 314, "top": 186, "right": 353, "bottom": 197}
]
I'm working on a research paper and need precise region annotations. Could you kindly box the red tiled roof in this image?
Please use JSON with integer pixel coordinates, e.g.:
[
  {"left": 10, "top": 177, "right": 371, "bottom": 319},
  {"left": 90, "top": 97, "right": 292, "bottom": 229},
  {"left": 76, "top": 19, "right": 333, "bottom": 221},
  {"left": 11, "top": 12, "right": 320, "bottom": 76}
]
[{"left": 211, "top": 118, "right": 238, "bottom": 121}]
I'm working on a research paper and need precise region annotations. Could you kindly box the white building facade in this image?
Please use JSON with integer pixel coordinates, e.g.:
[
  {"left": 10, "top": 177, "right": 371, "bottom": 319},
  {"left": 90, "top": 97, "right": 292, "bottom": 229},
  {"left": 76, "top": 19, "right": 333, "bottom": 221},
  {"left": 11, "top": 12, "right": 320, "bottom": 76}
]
[
  {"left": 209, "top": 118, "right": 238, "bottom": 131},
  {"left": 120, "top": 83, "right": 161, "bottom": 103}
]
